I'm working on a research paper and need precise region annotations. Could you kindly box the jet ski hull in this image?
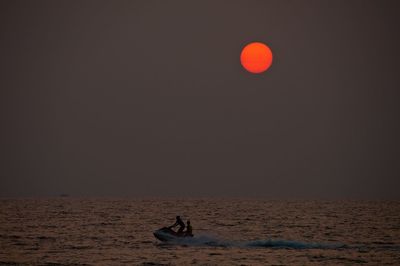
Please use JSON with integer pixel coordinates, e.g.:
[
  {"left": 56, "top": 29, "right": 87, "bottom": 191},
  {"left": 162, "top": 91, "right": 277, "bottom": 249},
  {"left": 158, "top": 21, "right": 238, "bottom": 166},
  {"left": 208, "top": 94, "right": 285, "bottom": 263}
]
[{"left": 153, "top": 227, "right": 193, "bottom": 242}]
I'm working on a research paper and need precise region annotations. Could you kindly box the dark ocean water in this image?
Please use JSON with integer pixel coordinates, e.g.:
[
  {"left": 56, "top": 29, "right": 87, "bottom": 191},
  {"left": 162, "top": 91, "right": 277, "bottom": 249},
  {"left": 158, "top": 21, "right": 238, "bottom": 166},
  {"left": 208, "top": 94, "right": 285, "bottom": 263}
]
[{"left": 1, "top": 198, "right": 399, "bottom": 265}]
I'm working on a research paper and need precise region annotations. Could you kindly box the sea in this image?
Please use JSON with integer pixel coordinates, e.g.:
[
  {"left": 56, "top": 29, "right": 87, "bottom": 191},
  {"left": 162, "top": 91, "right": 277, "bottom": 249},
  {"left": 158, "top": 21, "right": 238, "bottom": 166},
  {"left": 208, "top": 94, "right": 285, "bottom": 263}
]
[{"left": 1, "top": 198, "right": 399, "bottom": 265}]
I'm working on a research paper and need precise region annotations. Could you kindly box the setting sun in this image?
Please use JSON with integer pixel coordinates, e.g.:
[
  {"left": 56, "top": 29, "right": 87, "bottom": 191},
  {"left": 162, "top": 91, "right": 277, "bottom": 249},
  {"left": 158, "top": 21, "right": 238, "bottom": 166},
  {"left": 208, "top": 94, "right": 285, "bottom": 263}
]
[{"left": 240, "top": 42, "right": 273, "bottom": 74}]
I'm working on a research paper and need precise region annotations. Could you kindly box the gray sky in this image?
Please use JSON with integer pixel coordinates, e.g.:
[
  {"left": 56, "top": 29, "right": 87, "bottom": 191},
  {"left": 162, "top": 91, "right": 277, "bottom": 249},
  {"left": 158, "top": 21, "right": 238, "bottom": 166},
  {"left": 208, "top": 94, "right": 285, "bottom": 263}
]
[{"left": 1, "top": 1, "right": 399, "bottom": 198}]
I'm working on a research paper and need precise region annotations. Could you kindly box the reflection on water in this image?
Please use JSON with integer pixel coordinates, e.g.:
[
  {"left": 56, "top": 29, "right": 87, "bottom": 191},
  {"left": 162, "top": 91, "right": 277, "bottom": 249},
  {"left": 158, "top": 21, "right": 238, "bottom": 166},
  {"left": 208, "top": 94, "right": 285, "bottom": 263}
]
[{"left": 1, "top": 198, "right": 399, "bottom": 265}]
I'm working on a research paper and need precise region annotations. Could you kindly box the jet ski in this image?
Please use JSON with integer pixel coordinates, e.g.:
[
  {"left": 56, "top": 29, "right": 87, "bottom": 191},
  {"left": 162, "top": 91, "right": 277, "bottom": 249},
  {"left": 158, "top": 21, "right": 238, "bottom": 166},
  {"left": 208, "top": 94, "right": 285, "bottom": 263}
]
[{"left": 153, "top": 227, "right": 193, "bottom": 242}]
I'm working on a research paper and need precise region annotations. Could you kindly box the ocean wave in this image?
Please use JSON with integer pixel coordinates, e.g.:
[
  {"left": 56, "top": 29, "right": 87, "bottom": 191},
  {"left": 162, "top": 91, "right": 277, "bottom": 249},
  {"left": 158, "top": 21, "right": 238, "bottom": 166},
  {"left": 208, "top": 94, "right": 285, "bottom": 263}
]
[
  {"left": 245, "top": 239, "right": 346, "bottom": 249},
  {"left": 162, "top": 235, "right": 345, "bottom": 249}
]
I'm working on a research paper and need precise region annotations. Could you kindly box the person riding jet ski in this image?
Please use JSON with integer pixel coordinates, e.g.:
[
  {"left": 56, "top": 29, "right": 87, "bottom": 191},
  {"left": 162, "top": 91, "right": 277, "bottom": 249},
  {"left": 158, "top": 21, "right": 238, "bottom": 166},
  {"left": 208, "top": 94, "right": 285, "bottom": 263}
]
[
  {"left": 169, "top": 215, "right": 185, "bottom": 235},
  {"left": 184, "top": 220, "right": 193, "bottom": 237}
]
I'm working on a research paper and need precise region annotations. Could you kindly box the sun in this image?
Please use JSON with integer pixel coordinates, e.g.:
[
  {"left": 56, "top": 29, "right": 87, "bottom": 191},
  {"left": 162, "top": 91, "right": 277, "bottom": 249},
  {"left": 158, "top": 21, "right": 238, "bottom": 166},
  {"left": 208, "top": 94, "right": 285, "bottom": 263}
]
[{"left": 240, "top": 42, "right": 273, "bottom": 74}]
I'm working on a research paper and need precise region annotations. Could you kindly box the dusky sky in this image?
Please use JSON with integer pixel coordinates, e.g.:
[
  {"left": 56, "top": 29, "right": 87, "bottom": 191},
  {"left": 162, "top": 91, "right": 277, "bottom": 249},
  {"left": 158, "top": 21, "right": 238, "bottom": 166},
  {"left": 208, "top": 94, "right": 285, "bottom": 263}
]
[{"left": 1, "top": 1, "right": 399, "bottom": 198}]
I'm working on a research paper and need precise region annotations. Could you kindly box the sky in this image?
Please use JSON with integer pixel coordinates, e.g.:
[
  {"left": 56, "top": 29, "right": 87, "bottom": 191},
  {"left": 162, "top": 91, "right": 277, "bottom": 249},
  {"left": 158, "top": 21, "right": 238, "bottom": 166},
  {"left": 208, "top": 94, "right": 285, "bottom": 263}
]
[{"left": 1, "top": 1, "right": 399, "bottom": 198}]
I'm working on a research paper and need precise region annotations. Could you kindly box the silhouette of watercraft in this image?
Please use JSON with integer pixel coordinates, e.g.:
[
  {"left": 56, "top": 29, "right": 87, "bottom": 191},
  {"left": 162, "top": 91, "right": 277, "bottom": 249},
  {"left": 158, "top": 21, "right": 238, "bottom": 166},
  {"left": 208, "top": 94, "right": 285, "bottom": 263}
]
[{"left": 153, "top": 227, "right": 193, "bottom": 242}]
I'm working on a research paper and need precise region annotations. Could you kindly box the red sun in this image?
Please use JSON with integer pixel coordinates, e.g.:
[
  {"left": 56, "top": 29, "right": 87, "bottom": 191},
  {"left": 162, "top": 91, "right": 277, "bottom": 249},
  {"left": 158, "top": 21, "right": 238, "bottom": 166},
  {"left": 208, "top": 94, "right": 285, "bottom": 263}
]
[{"left": 240, "top": 42, "right": 273, "bottom": 74}]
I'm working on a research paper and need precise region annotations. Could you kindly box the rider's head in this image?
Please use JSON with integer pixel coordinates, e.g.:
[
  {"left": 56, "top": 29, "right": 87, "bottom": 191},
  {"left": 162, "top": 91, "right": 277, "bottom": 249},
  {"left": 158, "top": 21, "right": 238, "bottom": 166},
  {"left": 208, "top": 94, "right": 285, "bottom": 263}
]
[
  {"left": 187, "top": 220, "right": 190, "bottom": 225},
  {"left": 176, "top": 215, "right": 180, "bottom": 219}
]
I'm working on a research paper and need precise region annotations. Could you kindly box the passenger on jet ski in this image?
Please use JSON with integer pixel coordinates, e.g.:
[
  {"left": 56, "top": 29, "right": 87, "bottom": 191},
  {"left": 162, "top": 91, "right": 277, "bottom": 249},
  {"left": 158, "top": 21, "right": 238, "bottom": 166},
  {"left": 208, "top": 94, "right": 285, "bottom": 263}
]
[
  {"left": 185, "top": 220, "right": 193, "bottom": 237},
  {"left": 169, "top": 215, "right": 185, "bottom": 234}
]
